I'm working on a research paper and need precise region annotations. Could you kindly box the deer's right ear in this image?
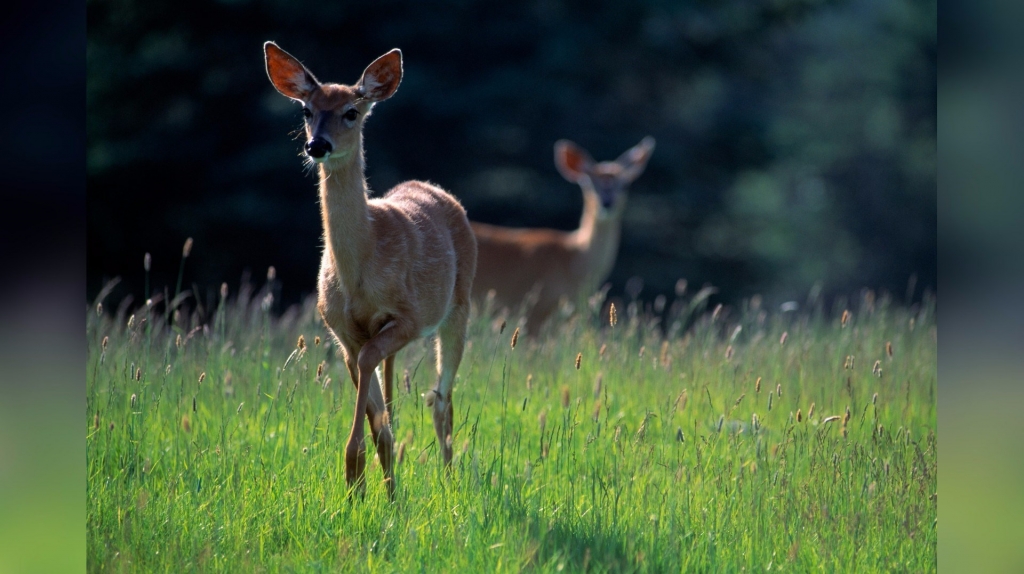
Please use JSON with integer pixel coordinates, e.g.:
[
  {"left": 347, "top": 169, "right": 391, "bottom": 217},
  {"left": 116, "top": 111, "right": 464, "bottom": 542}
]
[
  {"left": 265, "top": 42, "right": 319, "bottom": 101},
  {"left": 554, "top": 140, "right": 595, "bottom": 183}
]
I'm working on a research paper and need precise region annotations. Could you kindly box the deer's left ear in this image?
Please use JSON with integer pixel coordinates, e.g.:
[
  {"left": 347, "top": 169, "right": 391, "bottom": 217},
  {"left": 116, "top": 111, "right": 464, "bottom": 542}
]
[
  {"left": 357, "top": 49, "right": 403, "bottom": 102},
  {"left": 616, "top": 136, "right": 656, "bottom": 182}
]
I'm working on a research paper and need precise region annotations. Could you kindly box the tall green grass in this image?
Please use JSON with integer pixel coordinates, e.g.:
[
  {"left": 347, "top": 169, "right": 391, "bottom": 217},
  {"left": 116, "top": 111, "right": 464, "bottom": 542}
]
[{"left": 87, "top": 280, "right": 936, "bottom": 572}]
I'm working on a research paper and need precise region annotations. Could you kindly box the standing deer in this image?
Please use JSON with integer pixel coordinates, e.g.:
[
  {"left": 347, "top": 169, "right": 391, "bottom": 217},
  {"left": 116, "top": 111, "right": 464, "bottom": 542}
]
[
  {"left": 264, "top": 42, "right": 477, "bottom": 497},
  {"left": 471, "top": 137, "right": 655, "bottom": 334}
]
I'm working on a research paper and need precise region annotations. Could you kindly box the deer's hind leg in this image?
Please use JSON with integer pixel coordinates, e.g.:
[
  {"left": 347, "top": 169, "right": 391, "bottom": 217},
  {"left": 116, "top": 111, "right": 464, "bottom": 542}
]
[{"left": 430, "top": 302, "right": 470, "bottom": 467}]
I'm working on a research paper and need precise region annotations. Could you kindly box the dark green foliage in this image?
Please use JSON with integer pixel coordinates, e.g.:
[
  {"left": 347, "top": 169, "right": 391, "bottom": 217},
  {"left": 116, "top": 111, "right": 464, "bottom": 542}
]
[{"left": 87, "top": 0, "right": 935, "bottom": 307}]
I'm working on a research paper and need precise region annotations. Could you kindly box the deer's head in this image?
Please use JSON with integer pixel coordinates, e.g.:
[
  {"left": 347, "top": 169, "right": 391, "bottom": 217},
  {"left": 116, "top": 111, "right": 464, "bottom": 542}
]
[
  {"left": 555, "top": 137, "right": 656, "bottom": 219},
  {"left": 265, "top": 42, "right": 402, "bottom": 165}
]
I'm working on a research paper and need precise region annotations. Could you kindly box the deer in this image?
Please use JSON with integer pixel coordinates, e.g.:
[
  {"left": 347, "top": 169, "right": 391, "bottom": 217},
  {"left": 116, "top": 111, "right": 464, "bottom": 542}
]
[
  {"left": 471, "top": 137, "right": 655, "bottom": 335},
  {"left": 264, "top": 42, "right": 477, "bottom": 498}
]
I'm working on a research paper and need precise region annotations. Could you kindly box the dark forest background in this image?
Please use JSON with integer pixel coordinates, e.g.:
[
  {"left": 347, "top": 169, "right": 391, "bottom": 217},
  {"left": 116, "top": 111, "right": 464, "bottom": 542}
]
[{"left": 87, "top": 0, "right": 935, "bottom": 311}]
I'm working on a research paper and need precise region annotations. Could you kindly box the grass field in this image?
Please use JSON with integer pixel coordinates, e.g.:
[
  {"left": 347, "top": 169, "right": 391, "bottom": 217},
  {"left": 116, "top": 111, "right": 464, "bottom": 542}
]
[{"left": 87, "top": 279, "right": 936, "bottom": 572}]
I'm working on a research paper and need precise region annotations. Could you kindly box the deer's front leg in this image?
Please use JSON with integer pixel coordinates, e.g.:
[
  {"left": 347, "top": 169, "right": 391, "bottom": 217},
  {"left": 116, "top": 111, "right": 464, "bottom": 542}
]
[{"left": 346, "top": 321, "right": 413, "bottom": 497}]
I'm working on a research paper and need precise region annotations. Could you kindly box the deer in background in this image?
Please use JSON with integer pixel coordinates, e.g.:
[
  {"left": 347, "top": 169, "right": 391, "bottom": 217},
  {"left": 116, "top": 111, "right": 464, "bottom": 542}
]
[
  {"left": 471, "top": 137, "right": 655, "bottom": 334},
  {"left": 264, "top": 42, "right": 477, "bottom": 497}
]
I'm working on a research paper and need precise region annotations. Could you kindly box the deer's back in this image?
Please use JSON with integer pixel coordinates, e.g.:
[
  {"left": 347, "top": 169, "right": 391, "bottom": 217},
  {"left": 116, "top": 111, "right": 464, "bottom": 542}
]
[
  {"left": 375, "top": 180, "right": 474, "bottom": 304},
  {"left": 471, "top": 221, "right": 585, "bottom": 309}
]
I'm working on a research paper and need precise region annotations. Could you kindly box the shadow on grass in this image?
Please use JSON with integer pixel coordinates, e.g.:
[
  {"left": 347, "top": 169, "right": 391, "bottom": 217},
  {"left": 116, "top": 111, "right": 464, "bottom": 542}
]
[{"left": 501, "top": 502, "right": 640, "bottom": 572}]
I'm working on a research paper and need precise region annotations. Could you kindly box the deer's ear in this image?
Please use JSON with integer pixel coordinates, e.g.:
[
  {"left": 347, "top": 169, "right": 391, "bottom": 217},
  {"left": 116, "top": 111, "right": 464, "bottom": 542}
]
[
  {"left": 554, "top": 140, "right": 595, "bottom": 183},
  {"left": 357, "top": 49, "right": 403, "bottom": 102},
  {"left": 616, "top": 136, "right": 656, "bottom": 182},
  {"left": 265, "top": 42, "right": 319, "bottom": 101}
]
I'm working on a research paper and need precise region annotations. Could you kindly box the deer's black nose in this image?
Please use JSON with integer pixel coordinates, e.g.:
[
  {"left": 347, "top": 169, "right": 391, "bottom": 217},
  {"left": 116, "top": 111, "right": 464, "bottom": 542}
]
[{"left": 305, "top": 138, "right": 332, "bottom": 159}]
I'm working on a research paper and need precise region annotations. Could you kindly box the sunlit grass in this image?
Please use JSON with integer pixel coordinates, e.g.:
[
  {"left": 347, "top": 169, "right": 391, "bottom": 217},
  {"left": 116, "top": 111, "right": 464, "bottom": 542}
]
[{"left": 87, "top": 281, "right": 936, "bottom": 572}]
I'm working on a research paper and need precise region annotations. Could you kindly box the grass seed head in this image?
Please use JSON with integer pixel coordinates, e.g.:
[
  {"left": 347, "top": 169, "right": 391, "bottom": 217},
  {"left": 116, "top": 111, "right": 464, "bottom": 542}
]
[
  {"left": 808, "top": 402, "right": 815, "bottom": 419},
  {"left": 716, "top": 414, "right": 725, "bottom": 433},
  {"left": 797, "top": 408, "right": 803, "bottom": 422},
  {"left": 822, "top": 415, "right": 840, "bottom": 424},
  {"left": 175, "top": 334, "right": 182, "bottom": 349},
  {"left": 302, "top": 446, "right": 308, "bottom": 455},
  {"left": 712, "top": 303, "right": 723, "bottom": 322},
  {"left": 755, "top": 376, "right": 762, "bottom": 393},
  {"left": 127, "top": 314, "right": 135, "bottom": 329},
  {"left": 181, "top": 414, "right": 191, "bottom": 433},
  {"left": 599, "top": 343, "right": 607, "bottom": 357},
  {"left": 297, "top": 335, "right": 306, "bottom": 350},
  {"left": 135, "top": 367, "right": 142, "bottom": 382},
  {"left": 841, "top": 309, "right": 850, "bottom": 327},
  {"left": 780, "top": 331, "right": 788, "bottom": 346},
  {"left": 593, "top": 374, "right": 602, "bottom": 398},
  {"left": 659, "top": 340, "right": 670, "bottom": 367},
  {"left": 144, "top": 252, "right": 152, "bottom": 272},
  {"left": 575, "top": 353, "right": 582, "bottom": 370},
  {"left": 639, "top": 345, "right": 646, "bottom": 359},
  {"left": 768, "top": 391, "right": 773, "bottom": 411},
  {"left": 526, "top": 373, "right": 533, "bottom": 390},
  {"left": 538, "top": 409, "right": 547, "bottom": 434},
  {"left": 182, "top": 237, "right": 193, "bottom": 258},
  {"left": 130, "top": 393, "right": 137, "bottom": 408},
  {"left": 96, "top": 302, "right": 103, "bottom": 316},
  {"left": 886, "top": 341, "right": 893, "bottom": 357},
  {"left": 101, "top": 336, "right": 108, "bottom": 350},
  {"left": 843, "top": 405, "right": 851, "bottom": 425},
  {"left": 873, "top": 360, "right": 883, "bottom": 377},
  {"left": 609, "top": 303, "right": 617, "bottom": 327},
  {"left": 725, "top": 345, "right": 734, "bottom": 360},
  {"left": 872, "top": 392, "right": 878, "bottom": 405},
  {"left": 397, "top": 442, "right": 406, "bottom": 464},
  {"left": 776, "top": 383, "right": 782, "bottom": 397},
  {"left": 499, "top": 319, "right": 506, "bottom": 334},
  {"left": 198, "top": 372, "right": 205, "bottom": 384},
  {"left": 845, "top": 355, "right": 854, "bottom": 370},
  {"left": 677, "top": 389, "right": 688, "bottom": 412},
  {"left": 561, "top": 385, "right": 571, "bottom": 408},
  {"left": 220, "top": 282, "right": 228, "bottom": 299},
  {"left": 734, "top": 393, "right": 745, "bottom": 406},
  {"left": 511, "top": 327, "right": 519, "bottom": 349},
  {"left": 192, "top": 397, "right": 197, "bottom": 412},
  {"left": 314, "top": 336, "right": 321, "bottom": 346},
  {"left": 267, "top": 266, "right": 276, "bottom": 281}
]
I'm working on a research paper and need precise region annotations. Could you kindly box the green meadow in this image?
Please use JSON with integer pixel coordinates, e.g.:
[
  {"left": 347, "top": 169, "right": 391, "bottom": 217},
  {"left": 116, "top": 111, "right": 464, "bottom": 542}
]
[{"left": 87, "top": 281, "right": 936, "bottom": 572}]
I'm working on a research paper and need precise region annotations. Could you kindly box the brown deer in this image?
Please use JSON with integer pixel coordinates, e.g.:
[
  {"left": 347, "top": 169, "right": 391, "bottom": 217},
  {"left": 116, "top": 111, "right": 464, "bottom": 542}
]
[
  {"left": 264, "top": 42, "right": 477, "bottom": 497},
  {"left": 471, "top": 137, "right": 655, "bottom": 334}
]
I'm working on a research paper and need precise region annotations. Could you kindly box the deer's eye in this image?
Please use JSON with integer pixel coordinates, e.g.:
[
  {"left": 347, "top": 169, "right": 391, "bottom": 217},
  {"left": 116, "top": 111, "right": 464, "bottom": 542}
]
[
  {"left": 302, "top": 108, "right": 312, "bottom": 119},
  {"left": 343, "top": 108, "right": 358, "bottom": 122}
]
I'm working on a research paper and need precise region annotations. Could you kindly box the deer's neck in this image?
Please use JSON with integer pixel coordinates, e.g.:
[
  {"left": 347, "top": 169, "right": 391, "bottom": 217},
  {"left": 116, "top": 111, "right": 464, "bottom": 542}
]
[
  {"left": 319, "top": 151, "right": 373, "bottom": 290},
  {"left": 574, "top": 192, "right": 622, "bottom": 289}
]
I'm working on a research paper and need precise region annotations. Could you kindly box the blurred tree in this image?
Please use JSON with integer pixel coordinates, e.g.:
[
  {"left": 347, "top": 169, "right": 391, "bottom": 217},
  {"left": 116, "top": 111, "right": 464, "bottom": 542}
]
[{"left": 87, "top": 0, "right": 935, "bottom": 310}]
